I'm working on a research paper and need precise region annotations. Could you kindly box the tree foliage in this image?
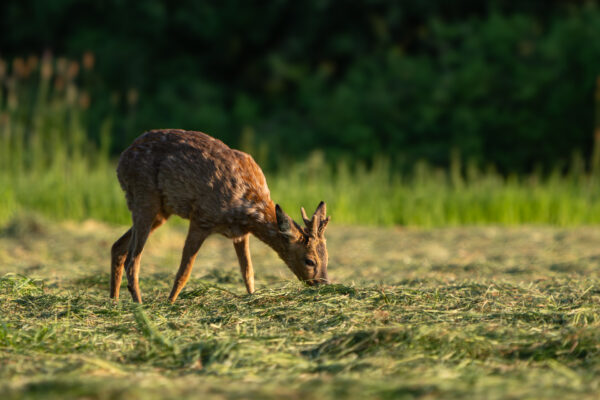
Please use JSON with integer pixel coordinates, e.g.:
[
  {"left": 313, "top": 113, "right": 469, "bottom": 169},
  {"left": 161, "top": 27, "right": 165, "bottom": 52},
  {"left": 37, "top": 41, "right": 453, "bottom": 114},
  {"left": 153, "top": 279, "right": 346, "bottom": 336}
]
[{"left": 1, "top": 0, "right": 599, "bottom": 172}]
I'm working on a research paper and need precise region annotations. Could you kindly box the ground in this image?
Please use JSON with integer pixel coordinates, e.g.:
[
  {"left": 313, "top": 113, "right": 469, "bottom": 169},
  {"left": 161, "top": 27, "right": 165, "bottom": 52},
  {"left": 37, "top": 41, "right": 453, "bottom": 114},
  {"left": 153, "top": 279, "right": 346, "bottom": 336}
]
[{"left": 1, "top": 215, "right": 600, "bottom": 399}]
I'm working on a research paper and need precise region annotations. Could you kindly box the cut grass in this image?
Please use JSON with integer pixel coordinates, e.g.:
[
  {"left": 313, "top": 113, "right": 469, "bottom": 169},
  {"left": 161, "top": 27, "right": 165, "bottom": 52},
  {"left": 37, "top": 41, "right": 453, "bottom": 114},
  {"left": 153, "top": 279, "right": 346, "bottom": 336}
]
[{"left": 1, "top": 215, "right": 600, "bottom": 399}]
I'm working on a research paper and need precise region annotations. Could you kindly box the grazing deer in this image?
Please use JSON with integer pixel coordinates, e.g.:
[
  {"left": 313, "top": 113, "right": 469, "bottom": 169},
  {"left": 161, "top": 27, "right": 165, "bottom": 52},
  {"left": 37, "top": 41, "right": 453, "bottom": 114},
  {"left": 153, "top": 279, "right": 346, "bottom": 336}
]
[{"left": 110, "top": 129, "right": 330, "bottom": 303}]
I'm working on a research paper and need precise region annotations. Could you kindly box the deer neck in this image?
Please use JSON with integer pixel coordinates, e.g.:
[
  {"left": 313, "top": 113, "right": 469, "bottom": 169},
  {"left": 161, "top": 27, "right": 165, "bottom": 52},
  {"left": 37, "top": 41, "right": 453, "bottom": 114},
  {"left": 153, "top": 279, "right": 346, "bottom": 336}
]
[{"left": 248, "top": 201, "right": 289, "bottom": 258}]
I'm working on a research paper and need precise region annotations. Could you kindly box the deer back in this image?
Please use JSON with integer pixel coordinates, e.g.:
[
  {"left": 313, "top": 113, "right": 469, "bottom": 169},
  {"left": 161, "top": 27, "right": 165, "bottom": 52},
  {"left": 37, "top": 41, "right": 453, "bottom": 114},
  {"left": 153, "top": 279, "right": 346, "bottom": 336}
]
[{"left": 117, "top": 130, "right": 272, "bottom": 230}]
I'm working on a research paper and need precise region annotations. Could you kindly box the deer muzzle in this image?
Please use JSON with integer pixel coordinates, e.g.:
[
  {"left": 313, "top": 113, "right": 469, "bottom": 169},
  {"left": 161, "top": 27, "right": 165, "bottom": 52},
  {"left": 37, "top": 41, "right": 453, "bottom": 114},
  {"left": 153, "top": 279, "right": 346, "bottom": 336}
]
[{"left": 307, "top": 276, "right": 330, "bottom": 286}]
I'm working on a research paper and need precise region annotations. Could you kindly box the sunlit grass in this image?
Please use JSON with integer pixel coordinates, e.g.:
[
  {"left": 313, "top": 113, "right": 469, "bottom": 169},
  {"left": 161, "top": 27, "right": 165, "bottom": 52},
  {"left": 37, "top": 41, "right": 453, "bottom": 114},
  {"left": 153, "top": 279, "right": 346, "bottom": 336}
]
[
  {"left": 271, "top": 154, "right": 600, "bottom": 227},
  {"left": 4, "top": 155, "right": 600, "bottom": 228}
]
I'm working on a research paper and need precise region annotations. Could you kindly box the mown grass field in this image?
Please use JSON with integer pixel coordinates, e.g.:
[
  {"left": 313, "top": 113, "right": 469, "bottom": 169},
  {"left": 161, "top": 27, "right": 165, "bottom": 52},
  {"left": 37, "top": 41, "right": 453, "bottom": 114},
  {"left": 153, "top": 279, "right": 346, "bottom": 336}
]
[
  {"left": 3, "top": 53, "right": 600, "bottom": 399},
  {"left": 1, "top": 214, "right": 600, "bottom": 399}
]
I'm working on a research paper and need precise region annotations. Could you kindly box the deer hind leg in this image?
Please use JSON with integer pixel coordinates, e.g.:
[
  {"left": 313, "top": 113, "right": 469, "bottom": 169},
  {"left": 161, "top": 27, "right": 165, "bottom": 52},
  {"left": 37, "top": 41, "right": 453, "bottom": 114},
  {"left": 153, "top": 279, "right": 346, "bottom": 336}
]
[
  {"left": 110, "top": 215, "right": 168, "bottom": 301},
  {"left": 233, "top": 234, "right": 255, "bottom": 294},
  {"left": 168, "top": 220, "right": 209, "bottom": 304},
  {"left": 122, "top": 203, "right": 168, "bottom": 303},
  {"left": 110, "top": 228, "right": 132, "bottom": 300}
]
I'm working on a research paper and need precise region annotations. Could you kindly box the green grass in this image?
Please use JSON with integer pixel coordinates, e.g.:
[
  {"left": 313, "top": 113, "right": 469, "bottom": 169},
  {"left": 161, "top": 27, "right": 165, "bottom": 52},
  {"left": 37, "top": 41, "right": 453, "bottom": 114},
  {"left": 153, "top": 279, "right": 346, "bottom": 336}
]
[
  {"left": 2, "top": 216, "right": 600, "bottom": 399},
  {"left": 4, "top": 154, "right": 600, "bottom": 227}
]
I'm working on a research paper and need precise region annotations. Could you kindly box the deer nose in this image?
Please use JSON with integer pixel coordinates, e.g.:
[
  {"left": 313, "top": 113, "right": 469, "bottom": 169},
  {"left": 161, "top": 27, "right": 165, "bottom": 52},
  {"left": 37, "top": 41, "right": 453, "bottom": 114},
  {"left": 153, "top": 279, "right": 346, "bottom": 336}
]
[{"left": 310, "top": 277, "right": 330, "bottom": 286}]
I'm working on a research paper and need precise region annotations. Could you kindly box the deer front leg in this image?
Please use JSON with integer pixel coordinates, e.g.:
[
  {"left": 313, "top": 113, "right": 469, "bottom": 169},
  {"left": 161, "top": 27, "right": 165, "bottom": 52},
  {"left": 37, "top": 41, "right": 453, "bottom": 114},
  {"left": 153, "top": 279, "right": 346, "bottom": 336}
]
[
  {"left": 233, "top": 234, "right": 255, "bottom": 294},
  {"left": 168, "top": 221, "right": 209, "bottom": 304}
]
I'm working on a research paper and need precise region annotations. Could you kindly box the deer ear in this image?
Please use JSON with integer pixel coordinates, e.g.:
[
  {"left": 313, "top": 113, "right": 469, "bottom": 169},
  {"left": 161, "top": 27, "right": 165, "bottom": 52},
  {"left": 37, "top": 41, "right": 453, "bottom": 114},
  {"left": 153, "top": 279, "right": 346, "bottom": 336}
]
[
  {"left": 275, "top": 204, "right": 294, "bottom": 238},
  {"left": 314, "top": 201, "right": 327, "bottom": 221}
]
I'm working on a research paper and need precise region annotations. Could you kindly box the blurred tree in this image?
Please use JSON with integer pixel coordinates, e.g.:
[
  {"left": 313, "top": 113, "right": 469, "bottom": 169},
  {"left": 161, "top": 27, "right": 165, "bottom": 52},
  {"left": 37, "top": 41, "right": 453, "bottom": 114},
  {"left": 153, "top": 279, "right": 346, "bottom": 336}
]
[{"left": 1, "top": 0, "right": 599, "bottom": 173}]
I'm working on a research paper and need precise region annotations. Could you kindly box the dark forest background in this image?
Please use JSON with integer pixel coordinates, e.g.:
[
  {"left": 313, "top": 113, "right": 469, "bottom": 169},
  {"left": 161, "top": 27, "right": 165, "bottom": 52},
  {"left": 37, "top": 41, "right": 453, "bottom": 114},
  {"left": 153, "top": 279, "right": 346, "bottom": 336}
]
[{"left": 2, "top": 0, "right": 600, "bottom": 173}]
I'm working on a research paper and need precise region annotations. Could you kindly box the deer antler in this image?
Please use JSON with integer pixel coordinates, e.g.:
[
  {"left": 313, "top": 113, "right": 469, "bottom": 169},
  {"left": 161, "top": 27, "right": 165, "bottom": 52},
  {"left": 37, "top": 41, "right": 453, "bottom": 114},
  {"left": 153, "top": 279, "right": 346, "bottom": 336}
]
[
  {"left": 318, "top": 216, "right": 330, "bottom": 236},
  {"left": 301, "top": 202, "right": 328, "bottom": 238},
  {"left": 300, "top": 207, "right": 311, "bottom": 226}
]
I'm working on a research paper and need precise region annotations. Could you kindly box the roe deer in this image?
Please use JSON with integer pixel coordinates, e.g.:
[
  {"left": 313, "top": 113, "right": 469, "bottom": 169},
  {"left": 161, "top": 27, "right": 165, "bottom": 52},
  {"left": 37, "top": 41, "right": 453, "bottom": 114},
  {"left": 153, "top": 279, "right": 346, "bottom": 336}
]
[{"left": 110, "top": 129, "right": 330, "bottom": 303}]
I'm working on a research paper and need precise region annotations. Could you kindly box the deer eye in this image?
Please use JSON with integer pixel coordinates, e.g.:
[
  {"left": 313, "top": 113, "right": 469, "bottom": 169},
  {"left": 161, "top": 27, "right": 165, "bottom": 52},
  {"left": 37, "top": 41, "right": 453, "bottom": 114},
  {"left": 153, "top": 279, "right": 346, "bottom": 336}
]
[{"left": 305, "top": 258, "right": 316, "bottom": 267}]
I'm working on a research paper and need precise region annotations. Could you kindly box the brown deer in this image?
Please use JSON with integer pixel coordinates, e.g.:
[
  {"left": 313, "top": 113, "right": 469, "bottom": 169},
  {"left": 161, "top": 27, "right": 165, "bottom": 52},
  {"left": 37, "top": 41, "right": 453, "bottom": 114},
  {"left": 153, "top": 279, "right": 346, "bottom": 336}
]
[{"left": 110, "top": 129, "right": 330, "bottom": 303}]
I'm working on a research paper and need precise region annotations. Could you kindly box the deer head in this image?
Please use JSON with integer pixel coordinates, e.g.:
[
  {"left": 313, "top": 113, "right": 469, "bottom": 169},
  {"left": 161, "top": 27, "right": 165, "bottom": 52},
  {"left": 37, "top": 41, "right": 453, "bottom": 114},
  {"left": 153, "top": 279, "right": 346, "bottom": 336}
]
[{"left": 275, "top": 201, "right": 330, "bottom": 286}]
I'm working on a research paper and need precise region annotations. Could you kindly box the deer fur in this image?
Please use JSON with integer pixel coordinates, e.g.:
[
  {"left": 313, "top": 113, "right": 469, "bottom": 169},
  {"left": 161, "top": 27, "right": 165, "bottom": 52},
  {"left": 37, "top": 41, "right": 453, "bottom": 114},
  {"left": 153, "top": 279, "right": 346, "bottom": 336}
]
[{"left": 110, "top": 129, "right": 330, "bottom": 303}]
